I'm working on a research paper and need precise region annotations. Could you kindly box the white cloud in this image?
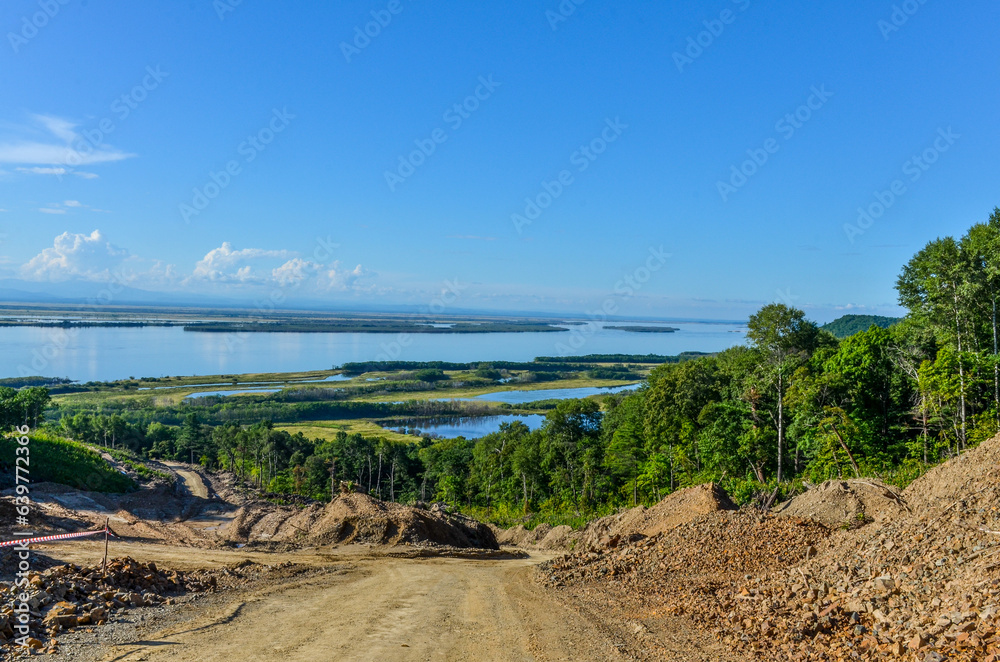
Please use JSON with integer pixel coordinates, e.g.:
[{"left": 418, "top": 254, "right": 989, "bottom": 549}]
[
  {"left": 35, "top": 200, "right": 106, "bottom": 215},
  {"left": 0, "top": 114, "right": 133, "bottom": 170},
  {"left": 74, "top": 171, "right": 99, "bottom": 179},
  {"left": 16, "top": 234, "right": 371, "bottom": 296},
  {"left": 20, "top": 230, "right": 130, "bottom": 282},
  {"left": 190, "top": 242, "right": 294, "bottom": 283},
  {"left": 324, "top": 261, "right": 370, "bottom": 291},
  {"left": 273, "top": 258, "right": 320, "bottom": 286},
  {"left": 17, "top": 166, "right": 66, "bottom": 176}
]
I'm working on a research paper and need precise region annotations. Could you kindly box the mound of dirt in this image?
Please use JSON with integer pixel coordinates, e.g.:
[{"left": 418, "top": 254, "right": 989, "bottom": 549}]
[
  {"left": 616, "top": 482, "right": 738, "bottom": 538},
  {"left": 572, "top": 482, "right": 738, "bottom": 550},
  {"left": 497, "top": 483, "right": 739, "bottom": 552},
  {"left": 226, "top": 493, "right": 498, "bottom": 550},
  {"left": 0, "top": 556, "right": 215, "bottom": 652},
  {"left": 772, "top": 478, "right": 909, "bottom": 527},
  {"left": 536, "top": 525, "right": 574, "bottom": 550},
  {"left": 493, "top": 523, "right": 555, "bottom": 547},
  {"left": 543, "top": 436, "right": 1000, "bottom": 661}
]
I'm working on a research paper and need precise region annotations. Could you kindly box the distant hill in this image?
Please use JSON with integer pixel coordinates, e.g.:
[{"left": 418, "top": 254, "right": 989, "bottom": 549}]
[{"left": 822, "top": 314, "right": 902, "bottom": 338}]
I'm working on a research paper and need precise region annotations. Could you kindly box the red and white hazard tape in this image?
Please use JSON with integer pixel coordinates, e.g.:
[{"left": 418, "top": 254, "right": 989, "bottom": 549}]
[{"left": 0, "top": 528, "right": 110, "bottom": 548}]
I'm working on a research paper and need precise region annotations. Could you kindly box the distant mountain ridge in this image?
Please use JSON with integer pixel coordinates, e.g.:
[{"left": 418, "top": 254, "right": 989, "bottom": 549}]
[{"left": 821, "top": 314, "right": 902, "bottom": 338}]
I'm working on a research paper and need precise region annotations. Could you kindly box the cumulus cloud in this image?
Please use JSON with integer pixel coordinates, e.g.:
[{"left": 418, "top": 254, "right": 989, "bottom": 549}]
[
  {"left": 324, "top": 261, "right": 370, "bottom": 290},
  {"left": 190, "top": 242, "right": 294, "bottom": 283},
  {"left": 272, "top": 258, "right": 321, "bottom": 286},
  {"left": 17, "top": 234, "right": 371, "bottom": 296},
  {"left": 20, "top": 230, "right": 130, "bottom": 282},
  {"left": 189, "top": 243, "right": 372, "bottom": 292}
]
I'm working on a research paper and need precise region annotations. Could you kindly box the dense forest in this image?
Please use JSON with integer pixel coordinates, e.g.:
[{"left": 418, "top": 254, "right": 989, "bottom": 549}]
[
  {"left": 5, "top": 209, "right": 1000, "bottom": 526},
  {"left": 820, "top": 314, "right": 901, "bottom": 338}
]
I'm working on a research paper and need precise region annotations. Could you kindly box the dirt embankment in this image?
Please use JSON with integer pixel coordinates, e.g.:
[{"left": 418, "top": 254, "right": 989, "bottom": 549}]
[
  {"left": 497, "top": 483, "right": 737, "bottom": 551},
  {"left": 541, "top": 435, "right": 1000, "bottom": 661},
  {"left": 772, "top": 478, "right": 909, "bottom": 527},
  {"left": 227, "top": 492, "right": 499, "bottom": 550}
]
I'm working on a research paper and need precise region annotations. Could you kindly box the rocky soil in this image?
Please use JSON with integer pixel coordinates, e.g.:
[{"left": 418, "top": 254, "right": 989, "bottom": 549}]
[
  {"left": 496, "top": 483, "right": 737, "bottom": 551},
  {"left": 538, "top": 433, "right": 1000, "bottom": 661},
  {"left": 227, "top": 492, "right": 499, "bottom": 550},
  {"left": 1, "top": 557, "right": 207, "bottom": 654}
]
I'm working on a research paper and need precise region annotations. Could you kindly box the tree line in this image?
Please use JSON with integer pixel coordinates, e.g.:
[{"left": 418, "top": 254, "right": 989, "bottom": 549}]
[{"left": 10, "top": 209, "right": 1000, "bottom": 522}]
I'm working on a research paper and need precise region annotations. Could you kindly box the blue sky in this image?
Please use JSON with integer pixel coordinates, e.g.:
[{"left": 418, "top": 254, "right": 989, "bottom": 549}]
[{"left": 0, "top": 0, "right": 997, "bottom": 322}]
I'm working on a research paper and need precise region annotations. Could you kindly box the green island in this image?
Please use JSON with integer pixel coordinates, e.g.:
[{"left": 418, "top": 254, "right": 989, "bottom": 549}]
[{"left": 604, "top": 325, "right": 679, "bottom": 333}]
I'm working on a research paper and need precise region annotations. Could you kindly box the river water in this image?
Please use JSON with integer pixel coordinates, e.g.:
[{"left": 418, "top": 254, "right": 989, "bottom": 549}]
[{"left": 0, "top": 320, "right": 746, "bottom": 383}]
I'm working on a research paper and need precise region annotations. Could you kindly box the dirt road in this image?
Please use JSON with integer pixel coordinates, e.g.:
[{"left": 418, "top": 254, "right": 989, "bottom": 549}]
[
  {"left": 161, "top": 461, "right": 210, "bottom": 499},
  {"left": 77, "top": 547, "right": 729, "bottom": 662}
]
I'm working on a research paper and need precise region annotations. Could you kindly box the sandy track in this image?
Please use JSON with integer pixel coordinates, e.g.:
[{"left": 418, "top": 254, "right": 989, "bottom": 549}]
[
  {"left": 161, "top": 462, "right": 210, "bottom": 499},
  {"left": 89, "top": 553, "right": 655, "bottom": 662}
]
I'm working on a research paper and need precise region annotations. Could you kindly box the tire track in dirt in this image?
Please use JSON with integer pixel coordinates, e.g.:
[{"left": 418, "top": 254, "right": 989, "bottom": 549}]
[{"left": 96, "top": 554, "right": 646, "bottom": 662}]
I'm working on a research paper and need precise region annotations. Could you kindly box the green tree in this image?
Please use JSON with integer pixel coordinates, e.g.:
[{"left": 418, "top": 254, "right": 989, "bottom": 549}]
[
  {"left": 897, "top": 237, "right": 974, "bottom": 447},
  {"left": 746, "top": 304, "right": 820, "bottom": 482}
]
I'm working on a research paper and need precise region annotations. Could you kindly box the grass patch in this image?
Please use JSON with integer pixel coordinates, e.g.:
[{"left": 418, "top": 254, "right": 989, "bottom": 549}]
[
  {"left": 0, "top": 432, "right": 135, "bottom": 493},
  {"left": 104, "top": 448, "right": 174, "bottom": 483},
  {"left": 275, "top": 420, "right": 416, "bottom": 444}
]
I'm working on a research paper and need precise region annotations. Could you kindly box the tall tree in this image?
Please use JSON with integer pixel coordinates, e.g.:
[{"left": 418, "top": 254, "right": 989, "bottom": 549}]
[
  {"left": 746, "top": 304, "right": 820, "bottom": 482},
  {"left": 961, "top": 208, "right": 1000, "bottom": 422},
  {"left": 897, "top": 237, "right": 973, "bottom": 447}
]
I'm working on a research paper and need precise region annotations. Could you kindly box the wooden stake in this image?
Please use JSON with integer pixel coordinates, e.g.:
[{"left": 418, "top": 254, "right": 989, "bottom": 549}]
[{"left": 102, "top": 517, "right": 109, "bottom": 576}]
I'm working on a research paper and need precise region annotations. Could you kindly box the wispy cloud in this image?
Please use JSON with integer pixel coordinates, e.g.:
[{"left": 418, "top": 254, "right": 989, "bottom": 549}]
[
  {"left": 36, "top": 200, "right": 107, "bottom": 214},
  {"left": 17, "top": 166, "right": 66, "bottom": 176},
  {"left": 0, "top": 114, "right": 134, "bottom": 170}
]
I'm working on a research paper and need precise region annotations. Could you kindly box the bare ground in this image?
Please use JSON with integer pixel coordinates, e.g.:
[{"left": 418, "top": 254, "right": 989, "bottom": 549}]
[
  {"left": 8, "top": 463, "right": 734, "bottom": 661},
  {"left": 27, "top": 542, "right": 731, "bottom": 662}
]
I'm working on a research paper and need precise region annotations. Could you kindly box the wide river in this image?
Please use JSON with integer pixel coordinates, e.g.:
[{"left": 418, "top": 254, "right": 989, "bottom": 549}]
[{"left": 0, "top": 321, "right": 746, "bottom": 383}]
